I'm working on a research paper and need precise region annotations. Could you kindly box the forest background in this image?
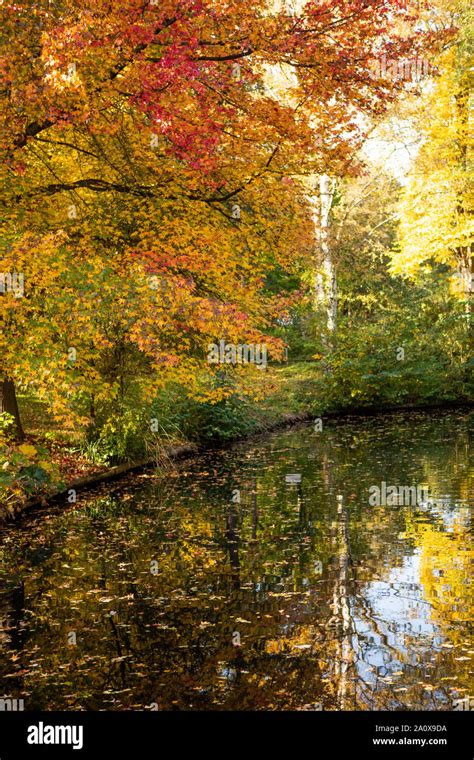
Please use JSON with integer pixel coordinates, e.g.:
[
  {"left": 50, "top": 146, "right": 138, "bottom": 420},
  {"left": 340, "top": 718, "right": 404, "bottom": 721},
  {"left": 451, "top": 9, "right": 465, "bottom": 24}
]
[{"left": 0, "top": 0, "right": 472, "bottom": 511}]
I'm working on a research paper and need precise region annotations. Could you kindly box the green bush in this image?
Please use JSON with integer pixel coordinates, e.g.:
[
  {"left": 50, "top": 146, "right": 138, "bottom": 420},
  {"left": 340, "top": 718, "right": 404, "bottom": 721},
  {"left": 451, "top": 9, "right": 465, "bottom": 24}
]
[{"left": 318, "top": 301, "right": 471, "bottom": 410}]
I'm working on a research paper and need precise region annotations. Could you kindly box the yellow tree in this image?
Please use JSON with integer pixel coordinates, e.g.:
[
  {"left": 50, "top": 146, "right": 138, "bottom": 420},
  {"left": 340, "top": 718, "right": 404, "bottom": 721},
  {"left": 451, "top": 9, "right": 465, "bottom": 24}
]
[{"left": 393, "top": 1, "right": 473, "bottom": 312}]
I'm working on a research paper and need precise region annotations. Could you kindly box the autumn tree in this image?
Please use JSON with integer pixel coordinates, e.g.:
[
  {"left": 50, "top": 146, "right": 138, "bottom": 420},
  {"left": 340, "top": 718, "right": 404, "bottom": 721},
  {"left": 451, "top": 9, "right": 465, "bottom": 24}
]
[
  {"left": 0, "top": 0, "right": 449, "bottom": 437},
  {"left": 393, "top": 0, "right": 473, "bottom": 313}
]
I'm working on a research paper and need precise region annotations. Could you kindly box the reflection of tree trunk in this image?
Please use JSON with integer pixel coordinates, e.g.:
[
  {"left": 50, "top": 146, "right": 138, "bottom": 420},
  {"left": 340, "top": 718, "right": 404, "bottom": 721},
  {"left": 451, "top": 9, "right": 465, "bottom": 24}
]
[
  {"left": 252, "top": 476, "right": 258, "bottom": 541},
  {"left": 332, "top": 500, "right": 354, "bottom": 709},
  {"left": 1, "top": 583, "right": 25, "bottom": 652},
  {"left": 0, "top": 378, "right": 24, "bottom": 440},
  {"left": 226, "top": 502, "right": 241, "bottom": 591},
  {"left": 322, "top": 453, "right": 332, "bottom": 491},
  {"left": 9, "top": 583, "right": 25, "bottom": 652},
  {"left": 108, "top": 614, "right": 127, "bottom": 688},
  {"left": 297, "top": 483, "right": 306, "bottom": 527},
  {"left": 0, "top": 583, "right": 26, "bottom": 694}
]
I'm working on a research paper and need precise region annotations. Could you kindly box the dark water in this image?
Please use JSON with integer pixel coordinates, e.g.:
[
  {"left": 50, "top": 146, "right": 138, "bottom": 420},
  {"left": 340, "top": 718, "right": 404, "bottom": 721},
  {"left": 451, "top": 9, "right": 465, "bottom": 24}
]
[{"left": 0, "top": 410, "right": 473, "bottom": 711}]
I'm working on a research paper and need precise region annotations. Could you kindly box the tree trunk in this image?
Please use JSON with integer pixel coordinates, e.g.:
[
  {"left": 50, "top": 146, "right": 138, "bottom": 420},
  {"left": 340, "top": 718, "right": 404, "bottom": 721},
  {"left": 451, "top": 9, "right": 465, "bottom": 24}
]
[
  {"left": 309, "top": 174, "right": 337, "bottom": 365},
  {"left": 311, "top": 174, "right": 337, "bottom": 340},
  {"left": 455, "top": 81, "right": 472, "bottom": 318},
  {"left": 320, "top": 174, "right": 337, "bottom": 332},
  {"left": 458, "top": 248, "right": 472, "bottom": 317},
  {"left": 0, "top": 378, "right": 25, "bottom": 440}
]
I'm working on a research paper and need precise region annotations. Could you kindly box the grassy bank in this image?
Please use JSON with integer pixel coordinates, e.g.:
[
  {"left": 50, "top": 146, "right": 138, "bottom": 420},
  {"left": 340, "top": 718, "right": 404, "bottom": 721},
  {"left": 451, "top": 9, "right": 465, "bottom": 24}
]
[{"left": 1, "top": 354, "right": 472, "bottom": 518}]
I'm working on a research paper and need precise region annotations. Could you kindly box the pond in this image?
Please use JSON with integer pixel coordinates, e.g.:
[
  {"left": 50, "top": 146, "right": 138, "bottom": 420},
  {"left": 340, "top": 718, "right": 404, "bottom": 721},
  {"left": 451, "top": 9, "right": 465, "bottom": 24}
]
[{"left": 0, "top": 409, "right": 472, "bottom": 711}]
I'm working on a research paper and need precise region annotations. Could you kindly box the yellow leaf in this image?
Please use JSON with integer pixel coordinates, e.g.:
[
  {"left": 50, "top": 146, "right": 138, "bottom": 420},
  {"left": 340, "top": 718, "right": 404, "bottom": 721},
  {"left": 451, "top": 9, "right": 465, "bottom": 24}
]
[{"left": 18, "top": 444, "right": 37, "bottom": 458}]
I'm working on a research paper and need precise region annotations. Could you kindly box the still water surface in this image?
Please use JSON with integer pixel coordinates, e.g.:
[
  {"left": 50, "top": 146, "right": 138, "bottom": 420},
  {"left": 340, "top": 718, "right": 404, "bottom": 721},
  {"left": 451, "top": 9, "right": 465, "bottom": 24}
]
[{"left": 0, "top": 410, "right": 473, "bottom": 710}]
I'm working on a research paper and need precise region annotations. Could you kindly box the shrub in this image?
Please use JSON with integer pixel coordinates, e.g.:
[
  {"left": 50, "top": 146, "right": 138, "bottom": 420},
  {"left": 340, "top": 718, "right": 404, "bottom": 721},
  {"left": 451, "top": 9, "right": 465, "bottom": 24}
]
[{"left": 0, "top": 434, "right": 63, "bottom": 515}]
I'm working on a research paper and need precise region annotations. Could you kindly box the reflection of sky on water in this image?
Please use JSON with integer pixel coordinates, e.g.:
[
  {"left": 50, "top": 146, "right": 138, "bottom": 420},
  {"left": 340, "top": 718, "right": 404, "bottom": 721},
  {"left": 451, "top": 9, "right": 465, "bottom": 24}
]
[
  {"left": 354, "top": 551, "right": 443, "bottom": 688},
  {"left": 425, "top": 502, "right": 473, "bottom": 531}
]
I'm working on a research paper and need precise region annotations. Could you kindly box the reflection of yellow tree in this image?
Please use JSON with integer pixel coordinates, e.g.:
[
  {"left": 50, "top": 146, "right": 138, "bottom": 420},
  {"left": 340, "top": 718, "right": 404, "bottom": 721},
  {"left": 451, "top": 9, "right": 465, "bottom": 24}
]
[
  {"left": 409, "top": 515, "right": 474, "bottom": 701},
  {"left": 416, "top": 521, "right": 473, "bottom": 628}
]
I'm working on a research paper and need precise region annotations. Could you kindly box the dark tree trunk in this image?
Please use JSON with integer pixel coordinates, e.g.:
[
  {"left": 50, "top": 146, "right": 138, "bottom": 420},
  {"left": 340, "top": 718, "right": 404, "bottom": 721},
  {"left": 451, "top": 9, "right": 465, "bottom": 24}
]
[{"left": 0, "top": 378, "right": 25, "bottom": 440}]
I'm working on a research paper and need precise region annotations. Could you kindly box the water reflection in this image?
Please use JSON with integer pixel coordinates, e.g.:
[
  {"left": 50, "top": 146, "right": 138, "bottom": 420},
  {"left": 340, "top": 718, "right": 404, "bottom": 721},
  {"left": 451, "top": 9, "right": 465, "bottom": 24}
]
[{"left": 0, "top": 410, "right": 472, "bottom": 710}]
